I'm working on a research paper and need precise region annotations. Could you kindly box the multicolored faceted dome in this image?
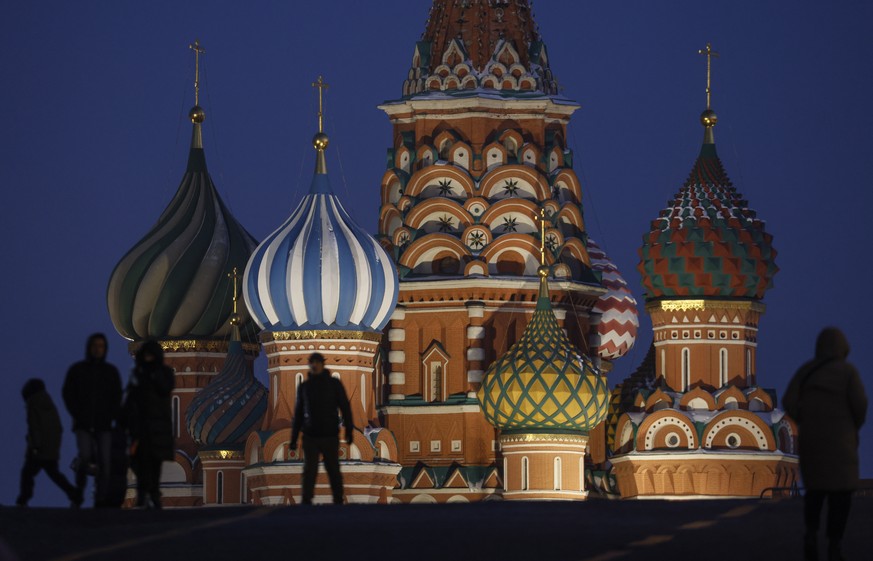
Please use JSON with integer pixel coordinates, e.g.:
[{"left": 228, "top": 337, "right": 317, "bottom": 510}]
[
  {"left": 587, "top": 238, "right": 639, "bottom": 361},
  {"left": 186, "top": 326, "right": 267, "bottom": 447},
  {"left": 244, "top": 132, "right": 398, "bottom": 333},
  {"left": 638, "top": 119, "right": 777, "bottom": 301},
  {"left": 107, "top": 108, "right": 259, "bottom": 341},
  {"left": 478, "top": 268, "right": 610, "bottom": 433}
]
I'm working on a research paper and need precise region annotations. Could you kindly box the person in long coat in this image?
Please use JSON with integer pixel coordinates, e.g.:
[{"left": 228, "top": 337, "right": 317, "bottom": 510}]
[
  {"left": 62, "top": 333, "right": 122, "bottom": 507},
  {"left": 122, "top": 340, "right": 175, "bottom": 509},
  {"left": 783, "top": 327, "right": 867, "bottom": 561},
  {"left": 16, "top": 378, "right": 82, "bottom": 507}
]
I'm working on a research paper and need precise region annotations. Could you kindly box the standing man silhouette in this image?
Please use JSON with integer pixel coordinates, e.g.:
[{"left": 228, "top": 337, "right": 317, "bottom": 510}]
[{"left": 290, "top": 353, "right": 353, "bottom": 505}]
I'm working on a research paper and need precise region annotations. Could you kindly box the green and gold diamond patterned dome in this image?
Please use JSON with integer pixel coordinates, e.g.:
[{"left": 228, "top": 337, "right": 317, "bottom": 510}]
[{"left": 478, "top": 267, "right": 610, "bottom": 433}]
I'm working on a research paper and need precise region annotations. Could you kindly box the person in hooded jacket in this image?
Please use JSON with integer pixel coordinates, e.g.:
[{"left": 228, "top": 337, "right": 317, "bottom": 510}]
[
  {"left": 17, "top": 378, "right": 82, "bottom": 508},
  {"left": 290, "top": 353, "right": 354, "bottom": 505},
  {"left": 783, "top": 327, "right": 868, "bottom": 561},
  {"left": 62, "top": 333, "right": 122, "bottom": 507},
  {"left": 122, "top": 340, "right": 175, "bottom": 509}
]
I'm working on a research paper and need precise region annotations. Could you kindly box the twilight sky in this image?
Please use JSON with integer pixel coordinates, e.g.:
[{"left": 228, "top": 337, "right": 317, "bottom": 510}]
[{"left": 1, "top": 0, "right": 870, "bottom": 506}]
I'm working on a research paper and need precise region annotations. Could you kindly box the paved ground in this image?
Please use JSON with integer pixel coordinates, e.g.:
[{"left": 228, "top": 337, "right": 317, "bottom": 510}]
[{"left": 1, "top": 497, "right": 870, "bottom": 561}]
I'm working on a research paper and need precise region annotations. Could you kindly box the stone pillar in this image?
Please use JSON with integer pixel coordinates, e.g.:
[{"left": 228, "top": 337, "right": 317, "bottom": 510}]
[
  {"left": 465, "top": 301, "right": 485, "bottom": 394},
  {"left": 499, "top": 432, "right": 589, "bottom": 501},
  {"left": 387, "top": 306, "right": 407, "bottom": 401}
]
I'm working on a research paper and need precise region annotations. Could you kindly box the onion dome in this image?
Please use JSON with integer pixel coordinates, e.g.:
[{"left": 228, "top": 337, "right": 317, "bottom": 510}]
[
  {"left": 638, "top": 111, "right": 777, "bottom": 301},
  {"left": 186, "top": 308, "right": 267, "bottom": 446},
  {"left": 587, "top": 238, "right": 639, "bottom": 360},
  {"left": 107, "top": 101, "right": 259, "bottom": 341},
  {"left": 244, "top": 83, "right": 398, "bottom": 332},
  {"left": 478, "top": 266, "right": 610, "bottom": 433}
]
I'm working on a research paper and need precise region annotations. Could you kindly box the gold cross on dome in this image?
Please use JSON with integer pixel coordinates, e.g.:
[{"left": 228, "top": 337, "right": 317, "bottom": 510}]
[
  {"left": 697, "top": 42, "right": 719, "bottom": 109},
  {"left": 228, "top": 266, "right": 240, "bottom": 315},
  {"left": 538, "top": 207, "right": 547, "bottom": 266},
  {"left": 189, "top": 39, "right": 206, "bottom": 105},
  {"left": 312, "top": 75, "right": 329, "bottom": 133}
]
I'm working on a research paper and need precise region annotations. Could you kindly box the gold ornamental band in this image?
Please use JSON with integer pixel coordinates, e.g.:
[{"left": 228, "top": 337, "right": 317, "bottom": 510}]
[
  {"left": 649, "top": 299, "right": 765, "bottom": 313},
  {"left": 261, "top": 330, "right": 383, "bottom": 343},
  {"left": 129, "top": 339, "right": 260, "bottom": 355},
  {"left": 499, "top": 433, "right": 589, "bottom": 444},
  {"left": 199, "top": 449, "right": 245, "bottom": 461}
]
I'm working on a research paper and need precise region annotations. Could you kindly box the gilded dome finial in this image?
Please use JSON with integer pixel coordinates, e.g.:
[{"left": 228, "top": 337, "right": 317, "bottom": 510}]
[
  {"left": 697, "top": 42, "right": 719, "bottom": 144},
  {"left": 188, "top": 39, "right": 206, "bottom": 124},
  {"left": 312, "top": 75, "right": 330, "bottom": 173}
]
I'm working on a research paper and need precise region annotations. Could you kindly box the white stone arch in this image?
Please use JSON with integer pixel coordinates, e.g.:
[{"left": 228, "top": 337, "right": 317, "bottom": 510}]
[
  {"left": 447, "top": 495, "right": 470, "bottom": 503},
  {"left": 410, "top": 494, "right": 437, "bottom": 504},
  {"left": 703, "top": 414, "right": 771, "bottom": 450},
  {"left": 641, "top": 415, "right": 697, "bottom": 451},
  {"left": 160, "top": 461, "right": 187, "bottom": 483}
]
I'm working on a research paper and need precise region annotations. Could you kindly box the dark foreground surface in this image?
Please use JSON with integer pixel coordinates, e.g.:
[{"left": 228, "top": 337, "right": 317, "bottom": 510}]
[{"left": 1, "top": 497, "right": 871, "bottom": 561}]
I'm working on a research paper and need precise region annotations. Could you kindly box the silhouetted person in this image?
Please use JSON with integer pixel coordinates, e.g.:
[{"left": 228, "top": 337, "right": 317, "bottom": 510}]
[
  {"left": 784, "top": 327, "right": 868, "bottom": 561},
  {"left": 17, "top": 379, "right": 82, "bottom": 508},
  {"left": 62, "top": 333, "right": 122, "bottom": 507},
  {"left": 123, "top": 340, "right": 175, "bottom": 509},
  {"left": 290, "top": 353, "right": 353, "bottom": 505}
]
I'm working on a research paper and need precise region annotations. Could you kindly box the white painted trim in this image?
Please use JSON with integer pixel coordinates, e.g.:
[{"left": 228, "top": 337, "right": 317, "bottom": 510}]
[
  {"left": 467, "top": 348, "right": 485, "bottom": 361},
  {"left": 388, "top": 372, "right": 406, "bottom": 385},
  {"left": 388, "top": 329, "right": 406, "bottom": 342},
  {"left": 610, "top": 451, "right": 798, "bottom": 463},
  {"left": 382, "top": 404, "right": 481, "bottom": 415},
  {"left": 388, "top": 350, "right": 406, "bottom": 363},
  {"left": 467, "top": 370, "right": 484, "bottom": 383},
  {"left": 467, "top": 326, "right": 486, "bottom": 339}
]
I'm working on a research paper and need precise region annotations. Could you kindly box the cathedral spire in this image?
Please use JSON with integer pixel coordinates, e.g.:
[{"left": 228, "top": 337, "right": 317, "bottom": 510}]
[
  {"left": 697, "top": 42, "right": 719, "bottom": 145},
  {"left": 187, "top": 39, "right": 206, "bottom": 151},
  {"left": 311, "top": 75, "right": 329, "bottom": 175}
]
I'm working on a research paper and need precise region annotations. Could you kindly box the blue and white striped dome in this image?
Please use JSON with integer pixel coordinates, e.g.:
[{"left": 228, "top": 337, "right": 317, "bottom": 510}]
[{"left": 243, "top": 160, "right": 398, "bottom": 333}]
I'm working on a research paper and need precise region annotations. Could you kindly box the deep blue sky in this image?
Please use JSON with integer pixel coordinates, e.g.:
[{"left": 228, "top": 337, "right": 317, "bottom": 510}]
[{"left": 1, "top": 1, "right": 870, "bottom": 506}]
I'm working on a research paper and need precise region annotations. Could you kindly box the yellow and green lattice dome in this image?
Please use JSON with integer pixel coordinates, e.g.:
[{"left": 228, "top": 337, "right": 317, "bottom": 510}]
[{"left": 477, "top": 268, "right": 610, "bottom": 433}]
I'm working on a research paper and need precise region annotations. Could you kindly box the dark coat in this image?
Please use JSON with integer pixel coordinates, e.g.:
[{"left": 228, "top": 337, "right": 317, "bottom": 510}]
[
  {"left": 783, "top": 328, "right": 868, "bottom": 491},
  {"left": 123, "top": 341, "right": 175, "bottom": 462},
  {"left": 62, "top": 333, "right": 123, "bottom": 432},
  {"left": 23, "top": 383, "right": 64, "bottom": 462},
  {"left": 291, "top": 370, "right": 353, "bottom": 443}
]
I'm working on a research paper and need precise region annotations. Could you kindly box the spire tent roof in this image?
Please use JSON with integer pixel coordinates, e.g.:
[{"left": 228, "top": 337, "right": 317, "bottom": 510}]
[{"left": 403, "top": 0, "right": 558, "bottom": 97}]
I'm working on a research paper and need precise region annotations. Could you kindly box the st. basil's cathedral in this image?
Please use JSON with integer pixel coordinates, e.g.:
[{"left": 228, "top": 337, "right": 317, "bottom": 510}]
[{"left": 106, "top": 0, "right": 798, "bottom": 506}]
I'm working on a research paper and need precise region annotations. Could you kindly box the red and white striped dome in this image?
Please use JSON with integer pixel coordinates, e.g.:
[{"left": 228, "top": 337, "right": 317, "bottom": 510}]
[{"left": 587, "top": 238, "right": 639, "bottom": 360}]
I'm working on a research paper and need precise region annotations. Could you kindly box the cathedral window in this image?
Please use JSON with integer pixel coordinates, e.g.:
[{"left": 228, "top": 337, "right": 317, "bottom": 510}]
[
  {"left": 216, "top": 471, "right": 224, "bottom": 505},
  {"left": 521, "top": 457, "right": 529, "bottom": 491},
  {"left": 681, "top": 348, "right": 691, "bottom": 391},
  {"left": 421, "top": 341, "right": 450, "bottom": 402},
  {"left": 172, "top": 396, "right": 181, "bottom": 439},
  {"left": 553, "top": 457, "right": 562, "bottom": 491},
  {"left": 719, "top": 348, "right": 728, "bottom": 387}
]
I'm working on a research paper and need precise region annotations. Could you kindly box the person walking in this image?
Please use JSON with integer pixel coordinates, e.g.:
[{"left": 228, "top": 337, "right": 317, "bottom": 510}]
[
  {"left": 62, "top": 333, "right": 122, "bottom": 507},
  {"left": 783, "top": 327, "right": 868, "bottom": 561},
  {"left": 16, "top": 378, "right": 82, "bottom": 508},
  {"left": 122, "top": 340, "right": 175, "bottom": 509},
  {"left": 290, "top": 353, "right": 354, "bottom": 505}
]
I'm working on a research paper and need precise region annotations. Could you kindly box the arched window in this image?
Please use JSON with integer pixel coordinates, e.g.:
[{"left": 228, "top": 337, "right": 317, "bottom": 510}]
[
  {"left": 295, "top": 372, "right": 304, "bottom": 391},
  {"left": 430, "top": 364, "right": 443, "bottom": 402},
  {"left": 660, "top": 348, "right": 666, "bottom": 378},
  {"left": 719, "top": 348, "right": 728, "bottom": 387},
  {"left": 361, "top": 374, "right": 367, "bottom": 413},
  {"left": 216, "top": 471, "right": 224, "bottom": 505},
  {"left": 171, "top": 396, "right": 181, "bottom": 439},
  {"left": 746, "top": 349, "right": 752, "bottom": 383},
  {"left": 553, "top": 457, "right": 562, "bottom": 491},
  {"left": 273, "top": 375, "right": 278, "bottom": 408},
  {"left": 521, "top": 457, "right": 529, "bottom": 491},
  {"left": 503, "top": 458, "right": 509, "bottom": 491},
  {"left": 681, "top": 348, "right": 691, "bottom": 391},
  {"left": 240, "top": 473, "right": 247, "bottom": 503}
]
